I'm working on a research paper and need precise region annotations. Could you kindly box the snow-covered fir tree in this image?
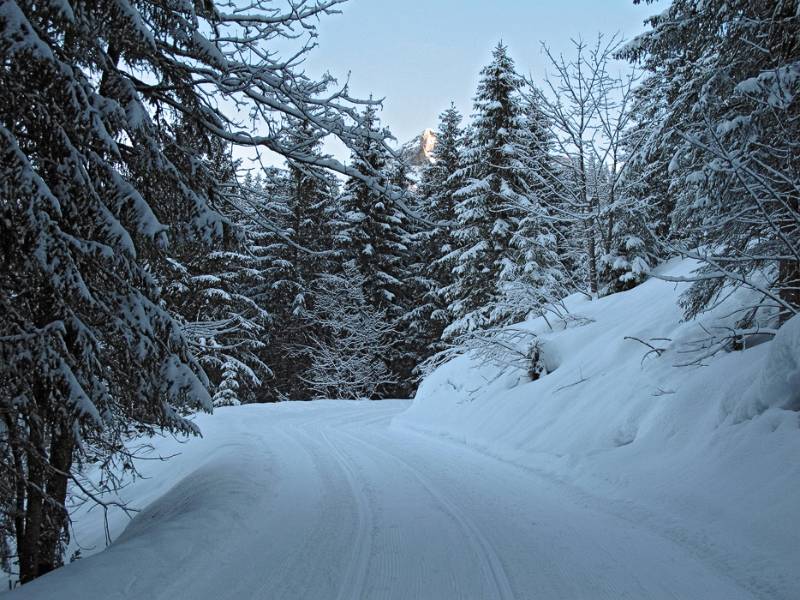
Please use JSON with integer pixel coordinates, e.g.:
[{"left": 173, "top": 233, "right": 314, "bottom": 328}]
[
  {"left": 339, "top": 106, "right": 412, "bottom": 394},
  {"left": 264, "top": 123, "right": 341, "bottom": 401},
  {"left": 498, "top": 91, "right": 568, "bottom": 322},
  {"left": 445, "top": 43, "right": 530, "bottom": 338},
  {"left": 161, "top": 130, "right": 271, "bottom": 408},
  {"left": 622, "top": 0, "right": 800, "bottom": 327},
  {"left": 340, "top": 106, "right": 408, "bottom": 315},
  {"left": 418, "top": 103, "right": 465, "bottom": 341},
  {"left": 0, "top": 0, "right": 390, "bottom": 581},
  {"left": 387, "top": 154, "right": 440, "bottom": 393}
]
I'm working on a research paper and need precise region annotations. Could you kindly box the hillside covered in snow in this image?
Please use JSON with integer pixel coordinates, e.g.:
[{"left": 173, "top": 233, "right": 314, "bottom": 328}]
[{"left": 397, "top": 258, "right": 800, "bottom": 598}]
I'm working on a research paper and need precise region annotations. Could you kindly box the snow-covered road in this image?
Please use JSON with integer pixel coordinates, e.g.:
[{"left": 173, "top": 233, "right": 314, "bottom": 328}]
[{"left": 13, "top": 401, "right": 768, "bottom": 599}]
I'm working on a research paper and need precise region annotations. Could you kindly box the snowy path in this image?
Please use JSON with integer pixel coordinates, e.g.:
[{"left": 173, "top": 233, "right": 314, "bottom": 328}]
[{"left": 13, "top": 401, "right": 766, "bottom": 600}]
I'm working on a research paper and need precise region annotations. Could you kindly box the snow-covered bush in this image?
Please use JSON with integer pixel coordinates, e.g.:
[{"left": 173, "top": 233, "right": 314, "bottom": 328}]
[
  {"left": 527, "top": 338, "right": 548, "bottom": 381},
  {"left": 302, "top": 268, "right": 396, "bottom": 400}
]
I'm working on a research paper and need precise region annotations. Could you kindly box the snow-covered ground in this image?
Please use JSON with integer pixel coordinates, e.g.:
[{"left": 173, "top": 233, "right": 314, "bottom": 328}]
[
  {"left": 397, "top": 258, "right": 800, "bottom": 599},
  {"left": 8, "top": 259, "right": 800, "bottom": 599}
]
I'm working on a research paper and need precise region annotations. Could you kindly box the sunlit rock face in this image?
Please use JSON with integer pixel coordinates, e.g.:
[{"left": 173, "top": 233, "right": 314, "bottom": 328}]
[{"left": 400, "top": 128, "right": 437, "bottom": 167}]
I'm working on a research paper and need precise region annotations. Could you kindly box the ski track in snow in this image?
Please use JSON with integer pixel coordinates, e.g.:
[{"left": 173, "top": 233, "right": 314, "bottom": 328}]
[
  {"left": 318, "top": 429, "right": 374, "bottom": 600},
  {"left": 8, "top": 401, "right": 784, "bottom": 600},
  {"left": 337, "top": 429, "right": 515, "bottom": 600}
]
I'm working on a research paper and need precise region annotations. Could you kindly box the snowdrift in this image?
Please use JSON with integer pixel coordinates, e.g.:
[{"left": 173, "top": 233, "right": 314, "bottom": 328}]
[{"left": 396, "top": 258, "right": 800, "bottom": 596}]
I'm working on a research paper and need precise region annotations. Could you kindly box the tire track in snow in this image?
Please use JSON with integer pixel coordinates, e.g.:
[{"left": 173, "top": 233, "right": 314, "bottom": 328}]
[{"left": 336, "top": 428, "right": 517, "bottom": 600}]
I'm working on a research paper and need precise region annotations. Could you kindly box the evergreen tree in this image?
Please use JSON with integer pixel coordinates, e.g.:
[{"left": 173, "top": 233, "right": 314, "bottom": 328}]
[
  {"left": 622, "top": 0, "right": 800, "bottom": 326},
  {"left": 387, "top": 153, "right": 434, "bottom": 393},
  {"left": 161, "top": 130, "right": 272, "bottom": 408},
  {"left": 339, "top": 106, "right": 412, "bottom": 394},
  {"left": 497, "top": 90, "right": 567, "bottom": 322},
  {"left": 419, "top": 103, "right": 465, "bottom": 339},
  {"left": 340, "top": 106, "right": 408, "bottom": 317},
  {"left": 445, "top": 43, "right": 529, "bottom": 338},
  {"left": 0, "top": 0, "right": 382, "bottom": 581},
  {"left": 265, "top": 123, "right": 341, "bottom": 401}
]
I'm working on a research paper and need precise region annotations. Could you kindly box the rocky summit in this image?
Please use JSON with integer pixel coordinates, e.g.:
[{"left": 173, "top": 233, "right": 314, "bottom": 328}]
[{"left": 400, "top": 128, "right": 437, "bottom": 167}]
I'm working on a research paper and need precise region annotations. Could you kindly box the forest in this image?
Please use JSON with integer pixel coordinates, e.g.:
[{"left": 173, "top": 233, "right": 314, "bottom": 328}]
[{"left": 0, "top": 0, "right": 798, "bottom": 593}]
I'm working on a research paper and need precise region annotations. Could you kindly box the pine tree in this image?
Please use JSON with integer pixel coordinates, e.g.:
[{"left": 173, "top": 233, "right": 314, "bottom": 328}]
[
  {"left": 0, "top": 2, "right": 223, "bottom": 580},
  {"left": 264, "top": 122, "right": 341, "bottom": 401},
  {"left": 338, "top": 106, "right": 412, "bottom": 394},
  {"left": 621, "top": 0, "right": 800, "bottom": 326},
  {"left": 419, "top": 103, "right": 464, "bottom": 339},
  {"left": 497, "top": 90, "right": 567, "bottom": 322},
  {"left": 167, "top": 226, "right": 273, "bottom": 408},
  {"left": 445, "top": 43, "right": 529, "bottom": 338},
  {"left": 161, "top": 131, "right": 272, "bottom": 408},
  {"left": 0, "top": 0, "right": 382, "bottom": 581},
  {"left": 387, "top": 151, "right": 448, "bottom": 393},
  {"left": 340, "top": 106, "right": 408, "bottom": 316}
]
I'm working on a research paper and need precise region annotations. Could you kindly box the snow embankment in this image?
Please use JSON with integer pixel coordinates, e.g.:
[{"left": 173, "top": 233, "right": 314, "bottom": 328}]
[{"left": 396, "top": 258, "right": 800, "bottom": 597}]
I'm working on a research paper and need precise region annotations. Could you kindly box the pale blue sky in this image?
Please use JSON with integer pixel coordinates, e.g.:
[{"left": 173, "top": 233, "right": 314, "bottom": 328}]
[
  {"left": 301, "top": 0, "right": 660, "bottom": 145},
  {"left": 245, "top": 0, "right": 661, "bottom": 167}
]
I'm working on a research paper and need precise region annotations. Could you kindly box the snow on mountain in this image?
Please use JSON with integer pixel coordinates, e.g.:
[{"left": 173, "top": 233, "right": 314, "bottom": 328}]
[{"left": 399, "top": 128, "right": 437, "bottom": 168}]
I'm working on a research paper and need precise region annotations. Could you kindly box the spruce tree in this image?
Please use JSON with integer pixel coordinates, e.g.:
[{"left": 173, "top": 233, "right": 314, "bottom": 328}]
[
  {"left": 419, "top": 103, "right": 465, "bottom": 337},
  {"left": 340, "top": 107, "right": 407, "bottom": 315},
  {"left": 265, "top": 122, "right": 341, "bottom": 401},
  {"left": 388, "top": 153, "right": 434, "bottom": 393},
  {"left": 0, "top": 0, "right": 382, "bottom": 580},
  {"left": 500, "top": 91, "right": 567, "bottom": 321},
  {"left": 339, "top": 107, "right": 411, "bottom": 395},
  {"left": 621, "top": 0, "right": 800, "bottom": 325},
  {"left": 445, "top": 43, "right": 529, "bottom": 339}
]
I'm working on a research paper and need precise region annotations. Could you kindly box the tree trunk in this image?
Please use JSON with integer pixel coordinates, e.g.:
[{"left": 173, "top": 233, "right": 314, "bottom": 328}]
[
  {"left": 578, "top": 148, "right": 598, "bottom": 296},
  {"left": 585, "top": 195, "right": 599, "bottom": 296},
  {"left": 586, "top": 222, "right": 598, "bottom": 295},
  {"left": 37, "top": 424, "right": 74, "bottom": 577},
  {"left": 18, "top": 394, "right": 76, "bottom": 584},
  {"left": 18, "top": 419, "right": 45, "bottom": 585},
  {"left": 778, "top": 195, "right": 799, "bottom": 324},
  {"left": 3, "top": 414, "right": 28, "bottom": 569}
]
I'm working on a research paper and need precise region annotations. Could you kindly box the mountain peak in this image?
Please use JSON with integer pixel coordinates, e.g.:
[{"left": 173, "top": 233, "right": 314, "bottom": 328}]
[{"left": 400, "top": 128, "right": 437, "bottom": 167}]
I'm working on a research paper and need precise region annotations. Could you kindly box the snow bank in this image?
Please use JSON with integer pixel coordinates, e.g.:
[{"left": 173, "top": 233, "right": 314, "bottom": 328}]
[
  {"left": 2, "top": 407, "right": 278, "bottom": 598},
  {"left": 733, "top": 313, "right": 800, "bottom": 420},
  {"left": 396, "top": 259, "right": 800, "bottom": 598}
]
